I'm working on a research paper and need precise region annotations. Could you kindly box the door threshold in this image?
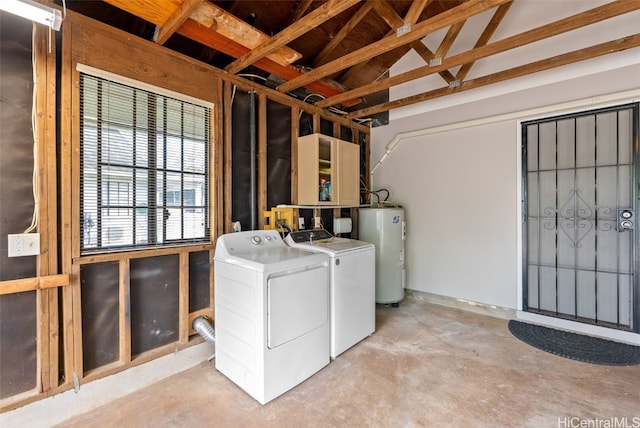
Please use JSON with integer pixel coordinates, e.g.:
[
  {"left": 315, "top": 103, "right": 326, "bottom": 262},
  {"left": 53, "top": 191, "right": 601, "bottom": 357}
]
[{"left": 516, "top": 311, "right": 640, "bottom": 346}]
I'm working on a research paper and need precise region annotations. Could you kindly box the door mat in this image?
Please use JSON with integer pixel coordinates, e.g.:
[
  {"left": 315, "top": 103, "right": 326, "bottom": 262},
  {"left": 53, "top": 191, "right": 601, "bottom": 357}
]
[{"left": 508, "top": 320, "right": 640, "bottom": 366}]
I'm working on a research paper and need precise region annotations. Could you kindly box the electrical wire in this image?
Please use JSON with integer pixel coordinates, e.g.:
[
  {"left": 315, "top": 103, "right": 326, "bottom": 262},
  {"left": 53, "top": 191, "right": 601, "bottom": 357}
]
[
  {"left": 238, "top": 73, "right": 267, "bottom": 82},
  {"left": 24, "top": 23, "right": 40, "bottom": 234},
  {"left": 360, "top": 178, "right": 390, "bottom": 205}
]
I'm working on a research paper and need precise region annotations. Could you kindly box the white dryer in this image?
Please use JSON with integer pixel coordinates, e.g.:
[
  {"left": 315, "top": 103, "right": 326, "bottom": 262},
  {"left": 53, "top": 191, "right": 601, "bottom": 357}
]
[
  {"left": 285, "top": 229, "right": 375, "bottom": 358},
  {"left": 214, "top": 230, "right": 330, "bottom": 405}
]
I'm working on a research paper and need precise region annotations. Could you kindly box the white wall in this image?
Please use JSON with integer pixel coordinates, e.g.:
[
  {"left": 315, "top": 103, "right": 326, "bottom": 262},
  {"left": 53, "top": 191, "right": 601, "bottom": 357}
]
[{"left": 371, "top": 56, "right": 640, "bottom": 312}]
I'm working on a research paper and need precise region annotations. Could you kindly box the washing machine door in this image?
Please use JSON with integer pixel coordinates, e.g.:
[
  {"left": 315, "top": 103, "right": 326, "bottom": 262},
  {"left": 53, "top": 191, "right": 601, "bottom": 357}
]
[{"left": 267, "top": 264, "right": 328, "bottom": 349}]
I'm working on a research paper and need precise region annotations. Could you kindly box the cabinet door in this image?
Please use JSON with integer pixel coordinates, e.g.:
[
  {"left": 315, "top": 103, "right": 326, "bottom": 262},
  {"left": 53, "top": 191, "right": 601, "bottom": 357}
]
[
  {"left": 337, "top": 140, "right": 360, "bottom": 206},
  {"left": 297, "top": 134, "right": 335, "bottom": 205}
]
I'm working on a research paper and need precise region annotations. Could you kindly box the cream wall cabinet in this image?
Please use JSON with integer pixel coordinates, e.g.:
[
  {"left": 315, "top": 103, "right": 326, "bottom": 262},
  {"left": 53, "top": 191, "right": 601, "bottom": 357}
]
[{"left": 297, "top": 133, "right": 360, "bottom": 206}]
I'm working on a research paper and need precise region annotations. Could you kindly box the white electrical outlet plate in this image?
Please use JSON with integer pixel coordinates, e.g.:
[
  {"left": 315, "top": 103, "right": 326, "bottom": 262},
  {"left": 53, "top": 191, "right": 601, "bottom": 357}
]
[
  {"left": 298, "top": 217, "right": 305, "bottom": 230},
  {"left": 8, "top": 233, "right": 40, "bottom": 257}
]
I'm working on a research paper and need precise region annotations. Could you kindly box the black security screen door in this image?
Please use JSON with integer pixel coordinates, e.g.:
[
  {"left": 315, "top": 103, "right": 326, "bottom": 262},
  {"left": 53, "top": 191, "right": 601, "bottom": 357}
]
[{"left": 522, "top": 103, "right": 639, "bottom": 332}]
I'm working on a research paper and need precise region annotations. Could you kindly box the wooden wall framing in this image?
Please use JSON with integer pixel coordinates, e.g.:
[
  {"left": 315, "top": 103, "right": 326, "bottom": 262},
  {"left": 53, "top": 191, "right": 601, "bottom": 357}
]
[
  {"left": 1, "top": 9, "right": 369, "bottom": 412},
  {"left": 0, "top": 25, "right": 60, "bottom": 411}
]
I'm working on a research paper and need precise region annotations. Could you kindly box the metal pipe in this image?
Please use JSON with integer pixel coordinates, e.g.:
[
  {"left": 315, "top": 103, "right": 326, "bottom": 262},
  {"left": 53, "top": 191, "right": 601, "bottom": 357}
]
[{"left": 192, "top": 315, "right": 215, "bottom": 348}]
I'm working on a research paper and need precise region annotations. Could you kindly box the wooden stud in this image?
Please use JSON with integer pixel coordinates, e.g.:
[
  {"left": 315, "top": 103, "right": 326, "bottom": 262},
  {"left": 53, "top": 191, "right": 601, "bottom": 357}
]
[
  {"left": 179, "top": 253, "right": 189, "bottom": 345},
  {"left": 119, "top": 259, "right": 131, "bottom": 364},
  {"left": 71, "top": 263, "right": 83, "bottom": 382},
  {"left": 291, "top": 106, "right": 300, "bottom": 206},
  {"left": 313, "top": 114, "right": 321, "bottom": 134},
  {"left": 36, "top": 287, "right": 46, "bottom": 394},
  {"left": 60, "top": 17, "right": 77, "bottom": 390},
  {"left": 223, "top": 81, "right": 234, "bottom": 233},
  {"left": 258, "top": 93, "right": 268, "bottom": 227},
  {"left": 214, "top": 78, "right": 225, "bottom": 239},
  {"left": 35, "top": 25, "right": 60, "bottom": 392}
]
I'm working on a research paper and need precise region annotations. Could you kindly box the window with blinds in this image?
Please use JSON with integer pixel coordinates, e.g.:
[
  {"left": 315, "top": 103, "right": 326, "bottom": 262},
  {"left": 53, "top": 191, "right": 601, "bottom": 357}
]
[{"left": 79, "top": 73, "right": 210, "bottom": 254}]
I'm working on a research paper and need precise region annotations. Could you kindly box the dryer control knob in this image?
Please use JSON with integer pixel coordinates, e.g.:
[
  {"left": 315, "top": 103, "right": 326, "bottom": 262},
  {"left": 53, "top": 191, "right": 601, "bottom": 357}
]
[{"left": 251, "top": 235, "right": 261, "bottom": 245}]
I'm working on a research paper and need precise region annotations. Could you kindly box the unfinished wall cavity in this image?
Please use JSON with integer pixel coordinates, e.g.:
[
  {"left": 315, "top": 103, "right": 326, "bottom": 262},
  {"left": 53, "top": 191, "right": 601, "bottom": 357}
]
[{"left": 0, "top": 14, "right": 38, "bottom": 399}]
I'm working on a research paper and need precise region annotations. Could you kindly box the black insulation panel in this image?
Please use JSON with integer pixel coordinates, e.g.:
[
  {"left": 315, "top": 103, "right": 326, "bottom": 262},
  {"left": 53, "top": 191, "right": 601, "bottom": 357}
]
[
  {"left": 81, "top": 262, "right": 120, "bottom": 372},
  {"left": 0, "top": 291, "right": 37, "bottom": 399},
  {"left": 130, "top": 255, "right": 179, "bottom": 355},
  {"left": 320, "top": 118, "right": 334, "bottom": 136},
  {"left": 266, "top": 99, "right": 292, "bottom": 209},
  {"left": 189, "top": 251, "right": 210, "bottom": 312},
  {"left": 299, "top": 112, "right": 313, "bottom": 137},
  {"left": 231, "top": 90, "right": 256, "bottom": 230},
  {"left": 0, "top": 15, "right": 37, "bottom": 281},
  {"left": 340, "top": 126, "right": 353, "bottom": 143}
]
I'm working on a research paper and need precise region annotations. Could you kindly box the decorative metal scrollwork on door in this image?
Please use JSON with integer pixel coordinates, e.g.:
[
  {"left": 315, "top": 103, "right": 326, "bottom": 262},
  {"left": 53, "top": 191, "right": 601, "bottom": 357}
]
[{"left": 543, "top": 188, "right": 613, "bottom": 248}]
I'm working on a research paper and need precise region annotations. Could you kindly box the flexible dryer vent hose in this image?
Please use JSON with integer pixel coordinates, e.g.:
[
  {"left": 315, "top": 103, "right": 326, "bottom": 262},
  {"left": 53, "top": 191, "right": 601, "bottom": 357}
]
[{"left": 192, "top": 315, "right": 215, "bottom": 348}]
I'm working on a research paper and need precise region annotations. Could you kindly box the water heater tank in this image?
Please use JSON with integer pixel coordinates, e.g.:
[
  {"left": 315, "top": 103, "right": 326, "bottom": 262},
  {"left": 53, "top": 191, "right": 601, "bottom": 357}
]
[{"left": 358, "top": 207, "right": 405, "bottom": 304}]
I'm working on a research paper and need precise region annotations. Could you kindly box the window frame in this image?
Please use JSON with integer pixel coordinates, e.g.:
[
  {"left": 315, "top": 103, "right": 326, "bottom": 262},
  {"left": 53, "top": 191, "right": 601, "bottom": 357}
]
[{"left": 78, "top": 68, "right": 213, "bottom": 255}]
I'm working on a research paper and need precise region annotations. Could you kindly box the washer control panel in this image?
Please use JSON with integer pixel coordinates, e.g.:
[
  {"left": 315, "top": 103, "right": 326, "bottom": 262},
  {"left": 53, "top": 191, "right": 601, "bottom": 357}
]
[
  {"left": 288, "top": 229, "right": 333, "bottom": 243},
  {"left": 216, "top": 230, "right": 286, "bottom": 255}
]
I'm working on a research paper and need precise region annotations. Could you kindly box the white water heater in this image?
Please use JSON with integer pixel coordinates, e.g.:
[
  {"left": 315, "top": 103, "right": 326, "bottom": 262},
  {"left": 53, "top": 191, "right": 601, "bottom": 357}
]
[{"left": 358, "top": 206, "right": 405, "bottom": 305}]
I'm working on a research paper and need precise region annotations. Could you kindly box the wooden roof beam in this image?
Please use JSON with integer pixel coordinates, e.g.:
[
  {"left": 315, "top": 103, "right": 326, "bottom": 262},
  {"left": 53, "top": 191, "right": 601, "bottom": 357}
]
[
  {"left": 404, "top": 0, "right": 433, "bottom": 25},
  {"left": 370, "top": 1, "right": 456, "bottom": 84},
  {"left": 434, "top": 20, "right": 466, "bottom": 61},
  {"left": 316, "top": 0, "right": 640, "bottom": 109},
  {"left": 153, "top": 0, "right": 204, "bottom": 45},
  {"left": 177, "top": 19, "right": 361, "bottom": 106},
  {"left": 225, "top": 0, "right": 361, "bottom": 74},
  {"left": 277, "top": 0, "right": 510, "bottom": 93},
  {"left": 313, "top": 2, "right": 374, "bottom": 67},
  {"left": 346, "top": 33, "right": 640, "bottom": 119},
  {"left": 339, "top": 0, "right": 432, "bottom": 84},
  {"left": 455, "top": 0, "right": 513, "bottom": 82},
  {"left": 190, "top": 2, "right": 302, "bottom": 67},
  {"left": 288, "top": 0, "right": 315, "bottom": 26}
]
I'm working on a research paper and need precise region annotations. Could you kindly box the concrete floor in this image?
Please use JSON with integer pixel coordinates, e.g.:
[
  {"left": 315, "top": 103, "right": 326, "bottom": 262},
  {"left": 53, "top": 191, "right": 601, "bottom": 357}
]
[{"left": 56, "top": 299, "right": 639, "bottom": 428}]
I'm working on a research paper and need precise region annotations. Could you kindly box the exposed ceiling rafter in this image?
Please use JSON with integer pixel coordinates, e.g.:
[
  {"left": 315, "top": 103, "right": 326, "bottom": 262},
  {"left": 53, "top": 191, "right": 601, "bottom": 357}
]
[
  {"left": 312, "top": 2, "right": 373, "bottom": 67},
  {"left": 315, "top": 0, "right": 640, "bottom": 109},
  {"left": 73, "top": 0, "right": 640, "bottom": 122},
  {"left": 370, "top": 0, "right": 456, "bottom": 84},
  {"left": 455, "top": 0, "right": 513, "bottom": 82},
  {"left": 225, "top": 0, "right": 360, "bottom": 74},
  {"left": 153, "top": 0, "right": 204, "bottom": 45},
  {"left": 346, "top": 33, "right": 640, "bottom": 119},
  {"left": 276, "top": 0, "right": 510, "bottom": 93}
]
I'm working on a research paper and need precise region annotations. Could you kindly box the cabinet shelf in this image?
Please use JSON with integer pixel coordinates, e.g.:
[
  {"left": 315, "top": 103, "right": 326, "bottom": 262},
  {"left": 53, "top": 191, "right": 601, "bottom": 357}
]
[{"left": 297, "top": 133, "right": 360, "bottom": 206}]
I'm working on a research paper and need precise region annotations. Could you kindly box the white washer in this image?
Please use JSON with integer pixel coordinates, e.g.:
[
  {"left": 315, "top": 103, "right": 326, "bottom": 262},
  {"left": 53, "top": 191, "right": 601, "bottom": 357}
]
[
  {"left": 214, "top": 230, "right": 330, "bottom": 405},
  {"left": 285, "top": 229, "right": 375, "bottom": 358}
]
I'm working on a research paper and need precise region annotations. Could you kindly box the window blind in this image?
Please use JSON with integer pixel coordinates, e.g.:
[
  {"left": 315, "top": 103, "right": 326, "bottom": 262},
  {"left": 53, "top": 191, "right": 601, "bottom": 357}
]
[{"left": 80, "top": 73, "right": 210, "bottom": 253}]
